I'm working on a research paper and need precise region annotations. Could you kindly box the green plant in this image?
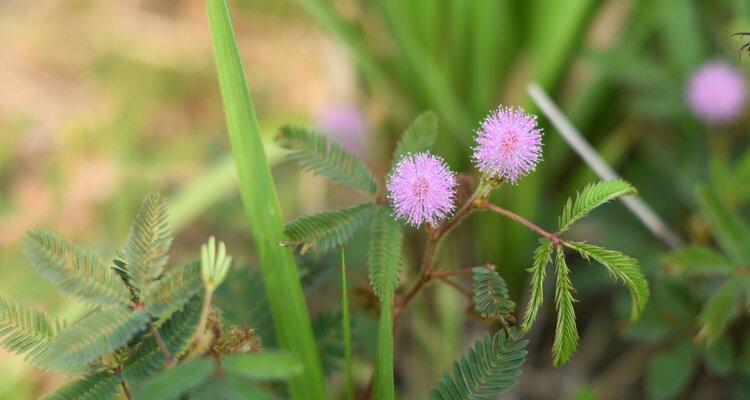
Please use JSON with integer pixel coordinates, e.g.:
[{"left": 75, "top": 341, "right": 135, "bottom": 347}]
[{"left": 0, "top": 195, "right": 303, "bottom": 399}]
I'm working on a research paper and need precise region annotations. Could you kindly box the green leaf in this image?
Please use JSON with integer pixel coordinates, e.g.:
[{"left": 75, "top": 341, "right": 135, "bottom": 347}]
[
  {"left": 565, "top": 241, "right": 649, "bottom": 321},
  {"left": 119, "top": 193, "right": 173, "bottom": 296},
  {"left": 704, "top": 337, "right": 734, "bottom": 376},
  {"left": 22, "top": 230, "right": 131, "bottom": 306},
  {"left": 373, "top": 295, "right": 394, "bottom": 400},
  {"left": 284, "top": 203, "right": 373, "bottom": 253},
  {"left": 558, "top": 180, "right": 636, "bottom": 233},
  {"left": 368, "top": 206, "right": 404, "bottom": 299},
  {"left": 42, "top": 371, "right": 119, "bottom": 400},
  {"left": 312, "top": 311, "right": 343, "bottom": 376},
  {"left": 552, "top": 247, "right": 578, "bottom": 366},
  {"left": 46, "top": 305, "right": 148, "bottom": 371},
  {"left": 663, "top": 246, "right": 734, "bottom": 276},
  {"left": 521, "top": 240, "right": 553, "bottom": 333},
  {"left": 699, "top": 278, "right": 742, "bottom": 343},
  {"left": 206, "top": 1, "right": 327, "bottom": 398},
  {"left": 136, "top": 358, "right": 214, "bottom": 400},
  {"left": 0, "top": 296, "right": 63, "bottom": 365},
  {"left": 340, "top": 249, "right": 355, "bottom": 400},
  {"left": 472, "top": 266, "right": 515, "bottom": 323},
  {"left": 224, "top": 351, "right": 304, "bottom": 380},
  {"left": 144, "top": 260, "right": 203, "bottom": 317},
  {"left": 124, "top": 295, "right": 203, "bottom": 382},
  {"left": 429, "top": 330, "right": 528, "bottom": 400},
  {"left": 646, "top": 342, "right": 694, "bottom": 400},
  {"left": 697, "top": 186, "right": 750, "bottom": 263},
  {"left": 276, "top": 125, "right": 377, "bottom": 194},
  {"left": 392, "top": 111, "right": 439, "bottom": 166}
]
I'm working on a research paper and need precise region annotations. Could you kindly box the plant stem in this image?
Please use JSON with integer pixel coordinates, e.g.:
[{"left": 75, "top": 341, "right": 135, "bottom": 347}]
[
  {"left": 430, "top": 268, "right": 474, "bottom": 279},
  {"left": 437, "top": 276, "right": 473, "bottom": 298},
  {"left": 120, "top": 380, "right": 134, "bottom": 400},
  {"left": 341, "top": 248, "right": 355, "bottom": 400},
  {"left": 193, "top": 289, "right": 215, "bottom": 350},
  {"left": 481, "top": 203, "right": 563, "bottom": 245},
  {"left": 149, "top": 323, "right": 174, "bottom": 367}
]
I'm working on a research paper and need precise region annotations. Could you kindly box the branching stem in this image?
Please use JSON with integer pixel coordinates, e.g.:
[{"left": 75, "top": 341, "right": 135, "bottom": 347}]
[
  {"left": 149, "top": 323, "right": 174, "bottom": 367},
  {"left": 481, "top": 203, "right": 564, "bottom": 246}
]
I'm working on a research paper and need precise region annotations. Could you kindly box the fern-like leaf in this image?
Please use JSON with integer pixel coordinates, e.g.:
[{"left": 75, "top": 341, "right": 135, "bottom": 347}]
[
  {"left": 367, "top": 206, "right": 404, "bottom": 299},
  {"left": 565, "top": 241, "right": 649, "bottom": 321},
  {"left": 22, "top": 231, "right": 131, "bottom": 306},
  {"left": 124, "top": 295, "right": 203, "bottom": 382},
  {"left": 144, "top": 260, "right": 203, "bottom": 317},
  {"left": 663, "top": 246, "right": 733, "bottom": 276},
  {"left": 46, "top": 305, "right": 148, "bottom": 371},
  {"left": 42, "top": 371, "right": 119, "bottom": 400},
  {"left": 699, "top": 278, "right": 742, "bottom": 343},
  {"left": 135, "top": 358, "right": 214, "bottom": 400},
  {"left": 392, "top": 111, "right": 438, "bottom": 166},
  {"left": 472, "top": 266, "right": 515, "bottom": 323},
  {"left": 521, "top": 240, "right": 553, "bottom": 333},
  {"left": 697, "top": 186, "right": 750, "bottom": 263},
  {"left": 552, "top": 247, "right": 578, "bottom": 366},
  {"left": 429, "top": 329, "right": 528, "bottom": 400},
  {"left": 558, "top": 180, "right": 636, "bottom": 233},
  {"left": 0, "top": 296, "right": 63, "bottom": 365},
  {"left": 284, "top": 203, "right": 373, "bottom": 253},
  {"left": 276, "top": 126, "right": 377, "bottom": 194},
  {"left": 119, "top": 193, "right": 172, "bottom": 296}
]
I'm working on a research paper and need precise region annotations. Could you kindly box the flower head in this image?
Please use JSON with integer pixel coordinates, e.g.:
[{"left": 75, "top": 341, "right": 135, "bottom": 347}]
[
  {"left": 316, "top": 105, "right": 369, "bottom": 157},
  {"left": 473, "top": 106, "right": 543, "bottom": 183},
  {"left": 387, "top": 153, "right": 457, "bottom": 227},
  {"left": 686, "top": 61, "right": 747, "bottom": 125}
]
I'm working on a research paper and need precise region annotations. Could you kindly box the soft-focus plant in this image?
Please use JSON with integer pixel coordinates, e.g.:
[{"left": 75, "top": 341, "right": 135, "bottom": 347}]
[{"left": 0, "top": 194, "right": 302, "bottom": 399}]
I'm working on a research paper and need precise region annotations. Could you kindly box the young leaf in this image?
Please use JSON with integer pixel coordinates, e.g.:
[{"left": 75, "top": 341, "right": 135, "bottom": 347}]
[
  {"left": 429, "top": 330, "right": 528, "bottom": 400},
  {"left": 699, "top": 278, "right": 742, "bottom": 343},
  {"left": 521, "top": 240, "right": 553, "bottom": 333},
  {"left": 224, "top": 351, "right": 304, "bottom": 380},
  {"left": 124, "top": 295, "right": 203, "bottom": 382},
  {"left": 201, "top": 236, "right": 233, "bottom": 291},
  {"left": 472, "top": 266, "right": 515, "bottom": 323},
  {"left": 368, "top": 206, "right": 404, "bottom": 299},
  {"left": 697, "top": 186, "right": 750, "bottom": 263},
  {"left": 558, "top": 180, "right": 636, "bottom": 233},
  {"left": 136, "top": 358, "right": 214, "bottom": 400},
  {"left": 276, "top": 125, "right": 377, "bottom": 194},
  {"left": 284, "top": 202, "right": 373, "bottom": 253},
  {"left": 392, "top": 111, "right": 439, "bottom": 166},
  {"left": 206, "top": 1, "right": 328, "bottom": 397},
  {"left": 0, "top": 296, "right": 64, "bottom": 365},
  {"left": 663, "top": 246, "right": 733, "bottom": 276},
  {"left": 42, "top": 371, "right": 119, "bottom": 400},
  {"left": 46, "top": 305, "right": 148, "bottom": 371},
  {"left": 552, "top": 247, "right": 578, "bottom": 366},
  {"left": 373, "top": 295, "right": 395, "bottom": 400},
  {"left": 565, "top": 241, "right": 649, "bottom": 321},
  {"left": 144, "top": 260, "right": 203, "bottom": 318},
  {"left": 22, "top": 230, "right": 131, "bottom": 306},
  {"left": 119, "top": 193, "right": 173, "bottom": 296}
]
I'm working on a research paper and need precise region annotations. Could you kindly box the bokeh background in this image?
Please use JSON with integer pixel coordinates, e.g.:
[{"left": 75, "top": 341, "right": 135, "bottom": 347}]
[{"left": 2, "top": 0, "right": 750, "bottom": 399}]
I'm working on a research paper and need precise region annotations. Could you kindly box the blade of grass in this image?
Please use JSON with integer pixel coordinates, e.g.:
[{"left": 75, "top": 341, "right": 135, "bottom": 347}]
[
  {"left": 205, "top": 2, "right": 327, "bottom": 399},
  {"left": 341, "top": 248, "right": 355, "bottom": 400},
  {"left": 373, "top": 295, "right": 394, "bottom": 400}
]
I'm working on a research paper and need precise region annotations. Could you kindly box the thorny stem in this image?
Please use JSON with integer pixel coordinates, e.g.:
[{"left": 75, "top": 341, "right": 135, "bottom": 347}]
[
  {"left": 149, "top": 323, "right": 174, "bottom": 367},
  {"left": 481, "top": 202, "right": 564, "bottom": 246}
]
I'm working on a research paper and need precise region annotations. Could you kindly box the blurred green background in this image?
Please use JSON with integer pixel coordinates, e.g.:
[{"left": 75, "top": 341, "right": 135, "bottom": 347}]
[{"left": 1, "top": 0, "right": 750, "bottom": 399}]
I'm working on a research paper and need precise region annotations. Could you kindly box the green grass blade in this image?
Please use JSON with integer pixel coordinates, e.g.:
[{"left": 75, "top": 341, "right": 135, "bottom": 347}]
[
  {"left": 341, "top": 248, "right": 355, "bottom": 400},
  {"left": 205, "top": 2, "right": 327, "bottom": 399},
  {"left": 373, "top": 295, "right": 395, "bottom": 400}
]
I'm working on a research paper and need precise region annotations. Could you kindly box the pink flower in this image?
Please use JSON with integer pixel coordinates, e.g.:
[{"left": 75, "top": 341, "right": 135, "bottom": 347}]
[
  {"left": 387, "top": 153, "right": 457, "bottom": 227},
  {"left": 473, "top": 106, "right": 543, "bottom": 184},
  {"left": 316, "top": 105, "right": 369, "bottom": 157},
  {"left": 686, "top": 61, "right": 747, "bottom": 125}
]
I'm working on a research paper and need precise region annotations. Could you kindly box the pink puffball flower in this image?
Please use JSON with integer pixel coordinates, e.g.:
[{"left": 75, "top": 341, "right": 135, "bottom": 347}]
[
  {"left": 316, "top": 105, "right": 369, "bottom": 158},
  {"left": 473, "top": 106, "right": 543, "bottom": 184},
  {"left": 686, "top": 61, "right": 747, "bottom": 125},
  {"left": 387, "top": 153, "right": 457, "bottom": 227}
]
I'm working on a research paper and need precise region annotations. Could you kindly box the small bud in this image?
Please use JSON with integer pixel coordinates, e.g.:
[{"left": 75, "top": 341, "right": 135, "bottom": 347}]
[{"left": 201, "top": 236, "right": 232, "bottom": 291}]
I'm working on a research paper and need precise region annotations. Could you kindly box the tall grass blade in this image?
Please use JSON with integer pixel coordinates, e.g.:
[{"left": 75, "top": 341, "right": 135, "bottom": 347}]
[{"left": 205, "top": 1, "right": 327, "bottom": 399}]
